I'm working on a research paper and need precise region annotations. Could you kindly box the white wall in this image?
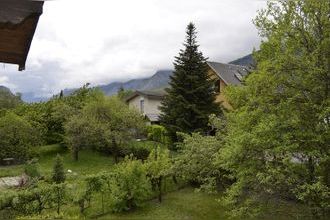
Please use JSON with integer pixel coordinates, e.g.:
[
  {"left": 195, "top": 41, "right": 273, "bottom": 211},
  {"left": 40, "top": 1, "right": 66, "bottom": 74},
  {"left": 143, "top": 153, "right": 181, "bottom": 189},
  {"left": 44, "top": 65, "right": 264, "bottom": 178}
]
[{"left": 128, "top": 95, "right": 162, "bottom": 115}]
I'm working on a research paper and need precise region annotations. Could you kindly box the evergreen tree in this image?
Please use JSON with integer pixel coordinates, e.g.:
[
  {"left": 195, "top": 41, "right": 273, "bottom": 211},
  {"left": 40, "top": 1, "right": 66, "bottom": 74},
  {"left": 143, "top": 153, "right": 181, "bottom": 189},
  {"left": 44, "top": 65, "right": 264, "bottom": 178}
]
[
  {"left": 159, "top": 23, "right": 220, "bottom": 142},
  {"left": 52, "top": 154, "right": 66, "bottom": 184}
]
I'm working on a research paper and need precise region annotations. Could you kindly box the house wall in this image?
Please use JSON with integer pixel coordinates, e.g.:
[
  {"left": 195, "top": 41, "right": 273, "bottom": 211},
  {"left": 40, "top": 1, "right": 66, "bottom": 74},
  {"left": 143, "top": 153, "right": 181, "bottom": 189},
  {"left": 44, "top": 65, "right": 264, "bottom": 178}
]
[
  {"left": 127, "top": 95, "right": 162, "bottom": 115},
  {"left": 146, "top": 98, "right": 162, "bottom": 115},
  {"left": 127, "top": 95, "right": 142, "bottom": 113},
  {"left": 207, "top": 68, "right": 232, "bottom": 109}
]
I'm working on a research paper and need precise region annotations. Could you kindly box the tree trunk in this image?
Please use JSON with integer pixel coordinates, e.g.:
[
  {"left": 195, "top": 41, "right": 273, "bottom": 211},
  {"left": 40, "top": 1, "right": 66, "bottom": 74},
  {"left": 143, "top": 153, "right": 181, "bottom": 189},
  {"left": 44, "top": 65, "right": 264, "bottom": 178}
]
[
  {"left": 57, "top": 189, "right": 60, "bottom": 214},
  {"left": 158, "top": 177, "right": 162, "bottom": 203},
  {"left": 73, "top": 148, "right": 79, "bottom": 161},
  {"left": 112, "top": 137, "right": 119, "bottom": 163},
  {"left": 101, "top": 193, "right": 104, "bottom": 214},
  {"left": 172, "top": 175, "right": 178, "bottom": 184},
  {"left": 308, "top": 156, "right": 315, "bottom": 183}
]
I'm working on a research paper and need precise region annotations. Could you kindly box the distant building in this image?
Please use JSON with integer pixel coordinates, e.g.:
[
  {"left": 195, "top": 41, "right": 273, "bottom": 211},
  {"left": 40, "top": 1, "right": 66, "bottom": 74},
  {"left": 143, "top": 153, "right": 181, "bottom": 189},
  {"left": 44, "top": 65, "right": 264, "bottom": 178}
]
[
  {"left": 207, "top": 61, "right": 250, "bottom": 109},
  {"left": 126, "top": 62, "right": 249, "bottom": 122},
  {"left": 125, "top": 90, "right": 166, "bottom": 124}
]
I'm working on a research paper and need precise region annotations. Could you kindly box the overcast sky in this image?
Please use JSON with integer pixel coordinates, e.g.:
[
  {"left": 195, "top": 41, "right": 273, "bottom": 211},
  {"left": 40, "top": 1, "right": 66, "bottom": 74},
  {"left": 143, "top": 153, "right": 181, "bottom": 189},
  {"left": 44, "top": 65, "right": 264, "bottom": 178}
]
[{"left": 0, "top": 0, "right": 266, "bottom": 97}]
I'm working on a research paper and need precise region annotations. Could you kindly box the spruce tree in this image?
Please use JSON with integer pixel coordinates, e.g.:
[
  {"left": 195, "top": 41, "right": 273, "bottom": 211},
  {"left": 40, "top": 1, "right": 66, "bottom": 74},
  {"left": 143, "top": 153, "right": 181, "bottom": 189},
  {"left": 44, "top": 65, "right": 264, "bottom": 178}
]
[
  {"left": 159, "top": 23, "right": 220, "bottom": 142},
  {"left": 52, "top": 154, "right": 66, "bottom": 184}
]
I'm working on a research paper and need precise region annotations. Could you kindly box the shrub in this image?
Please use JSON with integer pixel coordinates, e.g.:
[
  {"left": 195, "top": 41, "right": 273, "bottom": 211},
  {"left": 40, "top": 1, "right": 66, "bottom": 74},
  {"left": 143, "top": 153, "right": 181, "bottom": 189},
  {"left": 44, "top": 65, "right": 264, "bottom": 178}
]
[
  {"left": 147, "top": 125, "right": 170, "bottom": 145},
  {"left": 295, "top": 182, "right": 330, "bottom": 218},
  {"left": 122, "top": 142, "right": 152, "bottom": 160},
  {"left": 79, "top": 174, "right": 108, "bottom": 214},
  {"left": 12, "top": 183, "right": 67, "bottom": 216},
  {"left": 174, "top": 133, "right": 227, "bottom": 192},
  {"left": 0, "top": 113, "right": 41, "bottom": 163},
  {"left": 108, "top": 156, "right": 151, "bottom": 212},
  {"left": 65, "top": 95, "right": 146, "bottom": 162},
  {"left": 144, "top": 147, "right": 172, "bottom": 202},
  {"left": 52, "top": 154, "right": 66, "bottom": 184},
  {"left": 24, "top": 159, "right": 41, "bottom": 179},
  {"left": 0, "top": 191, "right": 16, "bottom": 210}
]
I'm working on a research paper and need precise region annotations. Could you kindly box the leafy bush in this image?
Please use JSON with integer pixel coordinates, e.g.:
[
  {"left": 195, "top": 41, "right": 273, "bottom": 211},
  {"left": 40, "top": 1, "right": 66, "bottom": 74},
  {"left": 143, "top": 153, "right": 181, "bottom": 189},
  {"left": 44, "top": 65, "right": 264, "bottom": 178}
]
[
  {"left": 0, "top": 113, "right": 41, "bottom": 163},
  {"left": 174, "top": 133, "right": 227, "bottom": 192},
  {"left": 12, "top": 183, "right": 67, "bottom": 215},
  {"left": 147, "top": 125, "right": 170, "bottom": 145},
  {"left": 0, "top": 191, "right": 16, "bottom": 210},
  {"left": 122, "top": 141, "right": 153, "bottom": 160},
  {"left": 79, "top": 174, "right": 108, "bottom": 214},
  {"left": 65, "top": 95, "right": 146, "bottom": 161},
  {"left": 24, "top": 159, "right": 41, "bottom": 178},
  {"left": 144, "top": 147, "right": 172, "bottom": 202},
  {"left": 295, "top": 182, "right": 330, "bottom": 218},
  {"left": 108, "top": 156, "right": 151, "bottom": 212}
]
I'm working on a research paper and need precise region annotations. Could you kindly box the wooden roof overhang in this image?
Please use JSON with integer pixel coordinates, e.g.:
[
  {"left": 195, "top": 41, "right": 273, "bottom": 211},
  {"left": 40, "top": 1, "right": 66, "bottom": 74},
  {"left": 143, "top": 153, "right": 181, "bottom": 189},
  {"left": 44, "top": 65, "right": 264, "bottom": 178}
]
[{"left": 0, "top": 0, "right": 44, "bottom": 71}]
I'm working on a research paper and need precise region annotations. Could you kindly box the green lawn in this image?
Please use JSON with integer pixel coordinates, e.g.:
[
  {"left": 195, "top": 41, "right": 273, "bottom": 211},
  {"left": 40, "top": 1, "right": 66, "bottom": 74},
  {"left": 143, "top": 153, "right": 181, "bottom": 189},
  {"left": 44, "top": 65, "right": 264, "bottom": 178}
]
[
  {"left": 97, "top": 187, "right": 227, "bottom": 220},
  {"left": 0, "top": 144, "right": 115, "bottom": 179},
  {"left": 0, "top": 144, "right": 313, "bottom": 220}
]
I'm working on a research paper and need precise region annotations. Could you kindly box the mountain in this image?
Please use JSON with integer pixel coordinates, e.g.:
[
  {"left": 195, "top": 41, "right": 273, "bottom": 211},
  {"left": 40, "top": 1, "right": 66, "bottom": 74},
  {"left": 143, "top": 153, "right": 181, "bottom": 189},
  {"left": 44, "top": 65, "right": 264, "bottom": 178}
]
[
  {"left": 0, "top": 85, "right": 11, "bottom": 93},
  {"left": 21, "top": 54, "right": 253, "bottom": 103},
  {"left": 229, "top": 54, "right": 254, "bottom": 66},
  {"left": 62, "top": 70, "right": 173, "bottom": 97},
  {"left": 21, "top": 92, "right": 49, "bottom": 103},
  {"left": 0, "top": 85, "right": 22, "bottom": 109}
]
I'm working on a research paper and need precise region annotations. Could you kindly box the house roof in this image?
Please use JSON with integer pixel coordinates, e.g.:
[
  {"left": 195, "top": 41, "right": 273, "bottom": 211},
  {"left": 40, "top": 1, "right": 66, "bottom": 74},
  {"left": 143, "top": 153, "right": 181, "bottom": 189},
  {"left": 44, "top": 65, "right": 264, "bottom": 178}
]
[
  {"left": 207, "top": 61, "right": 250, "bottom": 85},
  {"left": 125, "top": 89, "right": 166, "bottom": 102},
  {"left": 145, "top": 113, "right": 160, "bottom": 122},
  {"left": 0, "top": 0, "right": 44, "bottom": 71}
]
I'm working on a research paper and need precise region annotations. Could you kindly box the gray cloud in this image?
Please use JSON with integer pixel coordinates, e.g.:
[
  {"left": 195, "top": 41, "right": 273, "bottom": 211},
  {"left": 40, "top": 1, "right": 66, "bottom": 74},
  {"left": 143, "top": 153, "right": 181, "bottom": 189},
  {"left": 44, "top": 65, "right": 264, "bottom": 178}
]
[{"left": 0, "top": 0, "right": 266, "bottom": 97}]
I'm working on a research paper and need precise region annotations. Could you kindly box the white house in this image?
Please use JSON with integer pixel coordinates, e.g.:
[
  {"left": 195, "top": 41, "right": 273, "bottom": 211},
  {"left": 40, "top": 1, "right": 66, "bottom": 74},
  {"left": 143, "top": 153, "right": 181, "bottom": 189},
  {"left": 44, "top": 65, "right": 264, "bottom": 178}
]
[{"left": 125, "top": 90, "right": 166, "bottom": 124}]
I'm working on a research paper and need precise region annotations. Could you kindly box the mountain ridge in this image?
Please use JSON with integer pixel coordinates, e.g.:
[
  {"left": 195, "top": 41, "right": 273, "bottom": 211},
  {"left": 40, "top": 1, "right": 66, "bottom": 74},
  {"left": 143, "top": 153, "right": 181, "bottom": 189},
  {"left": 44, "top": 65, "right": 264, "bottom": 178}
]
[{"left": 17, "top": 54, "right": 253, "bottom": 102}]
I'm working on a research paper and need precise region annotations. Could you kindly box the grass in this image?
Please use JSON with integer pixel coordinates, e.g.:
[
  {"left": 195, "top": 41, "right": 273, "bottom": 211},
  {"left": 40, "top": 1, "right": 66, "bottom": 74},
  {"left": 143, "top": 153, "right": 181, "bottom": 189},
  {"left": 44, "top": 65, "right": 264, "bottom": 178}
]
[
  {"left": 0, "top": 144, "right": 115, "bottom": 179},
  {"left": 0, "top": 143, "right": 315, "bottom": 220},
  {"left": 0, "top": 140, "right": 166, "bottom": 179},
  {"left": 97, "top": 187, "right": 227, "bottom": 220},
  {"left": 2, "top": 143, "right": 226, "bottom": 220}
]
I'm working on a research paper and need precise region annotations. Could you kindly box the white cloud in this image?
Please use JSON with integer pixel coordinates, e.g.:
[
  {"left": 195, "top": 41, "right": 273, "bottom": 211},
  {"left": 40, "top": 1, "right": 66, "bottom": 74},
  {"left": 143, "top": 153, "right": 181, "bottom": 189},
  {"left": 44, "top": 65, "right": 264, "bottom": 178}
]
[{"left": 0, "top": 0, "right": 266, "bottom": 96}]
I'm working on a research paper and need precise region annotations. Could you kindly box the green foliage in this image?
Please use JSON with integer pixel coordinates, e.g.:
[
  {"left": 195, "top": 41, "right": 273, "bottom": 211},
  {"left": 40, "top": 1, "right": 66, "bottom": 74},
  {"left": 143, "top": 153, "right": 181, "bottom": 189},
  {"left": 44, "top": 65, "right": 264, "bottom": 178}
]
[
  {"left": 10, "top": 183, "right": 67, "bottom": 216},
  {"left": 78, "top": 157, "right": 151, "bottom": 213},
  {"left": 24, "top": 159, "right": 41, "bottom": 178},
  {"left": 52, "top": 154, "right": 66, "bottom": 184},
  {"left": 218, "top": 0, "right": 330, "bottom": 218},
  {"left": 108, "top": 156, "right": 151, "bottom": 212},
  {"left": 0, "top": 86, "right": 22, "bottom": 110},
  {"left": 145, "top": 147, "right": 171, "bottom": 202},
  {"left": 122, "top": 141, "right": 153, "bottom": 160},
  {"left": 117, "top": 87, "right": 134, "bottom": 100},
  {"left": 65, "top": 95, "right": 146, "bottom": 161},
  {"left": 174, "top": 133, "right": 225, "bottom": 192},
  {"left": 0, "top": 191, "right": 16, "bottom": 210},
  {"left": 51, "top": 183, "right": 67, "bottom": 215},
  {"left": 12, "top": 84, "right": 102, "bottom": 145},
  {"left": 0, "top": 113, "right": 41, "bottom": 162},
  {"left": 64, "top": 114, "right": 98, "bottom": 161},
  {"left": 295, "top": 182, "right": 330, "bottom": 218},
  {"left": 147, "top": 125, "right": 170, "bottom": 145},
  {"left": 159, "top": 23, "right": 221, "bottom": 142}
]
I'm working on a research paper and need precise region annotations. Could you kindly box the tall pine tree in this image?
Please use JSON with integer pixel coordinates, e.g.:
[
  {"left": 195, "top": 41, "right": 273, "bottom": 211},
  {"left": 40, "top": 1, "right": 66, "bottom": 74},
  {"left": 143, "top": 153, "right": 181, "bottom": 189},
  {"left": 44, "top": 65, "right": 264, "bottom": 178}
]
[{"left": 160, "top": 23, "right": 220, "bottom": 142}]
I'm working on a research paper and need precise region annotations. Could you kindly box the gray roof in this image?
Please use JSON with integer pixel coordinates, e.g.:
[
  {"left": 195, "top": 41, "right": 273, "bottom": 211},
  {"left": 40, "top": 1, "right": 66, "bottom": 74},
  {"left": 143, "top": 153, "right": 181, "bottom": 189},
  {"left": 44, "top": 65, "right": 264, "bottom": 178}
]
[
  {"left": 145, "top": 113, "right": 160, "bottom": 122},
  {"left": 125, "top": 89, "right": 166, "bottom": 102},
  {"left": 207, "top": 61, "right": 249, "bottom": 85}
]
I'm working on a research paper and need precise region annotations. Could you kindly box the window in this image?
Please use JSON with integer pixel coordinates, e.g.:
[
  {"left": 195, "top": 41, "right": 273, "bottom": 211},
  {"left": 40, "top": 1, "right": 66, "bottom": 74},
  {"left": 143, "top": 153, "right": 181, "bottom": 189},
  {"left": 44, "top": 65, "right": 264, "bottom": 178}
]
[
  {"left": 140, "top": 99, "right": 144, "bottom": 113},
  {"left": 214, "top": 79, "right": 220, "bottom": 93}
]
